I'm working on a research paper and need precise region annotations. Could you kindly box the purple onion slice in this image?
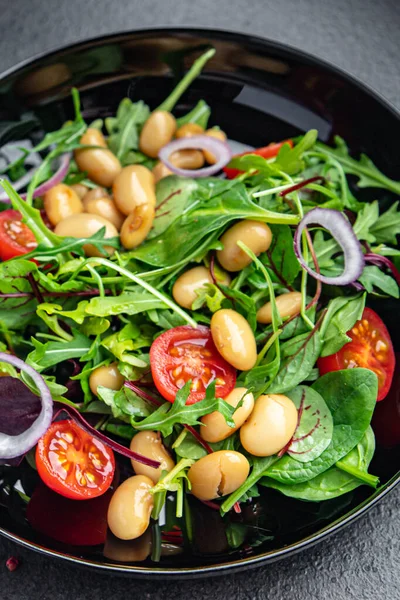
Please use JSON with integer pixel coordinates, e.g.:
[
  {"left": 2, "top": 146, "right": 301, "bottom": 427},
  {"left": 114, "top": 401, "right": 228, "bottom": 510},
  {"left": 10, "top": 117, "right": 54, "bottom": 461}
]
[
  {"left": 0, "top": 353, "right": 53, "bottom": 459},
  {"left": 158, "top": 135, "right": 232, "bottom": 178},
  {"left": 294, "top": 208, "right": 365, "bottom": 286},
  {"left": 0, "top": 153, "right": 71, "bottom": 203}
]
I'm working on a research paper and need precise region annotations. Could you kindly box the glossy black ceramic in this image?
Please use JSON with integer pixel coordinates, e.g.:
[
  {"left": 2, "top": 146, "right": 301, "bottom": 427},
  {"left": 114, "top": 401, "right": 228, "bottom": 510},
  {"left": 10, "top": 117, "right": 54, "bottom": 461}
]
[{"left": 0, "top": 28, "right": 399, "bottom": 578}]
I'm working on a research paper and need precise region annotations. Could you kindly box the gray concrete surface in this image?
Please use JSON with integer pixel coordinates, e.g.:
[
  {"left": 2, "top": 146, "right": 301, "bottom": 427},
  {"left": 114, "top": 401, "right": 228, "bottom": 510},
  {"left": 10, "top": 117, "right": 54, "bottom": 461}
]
[{"left": 0, "top": 0, "right": 399, "bottom": 598}]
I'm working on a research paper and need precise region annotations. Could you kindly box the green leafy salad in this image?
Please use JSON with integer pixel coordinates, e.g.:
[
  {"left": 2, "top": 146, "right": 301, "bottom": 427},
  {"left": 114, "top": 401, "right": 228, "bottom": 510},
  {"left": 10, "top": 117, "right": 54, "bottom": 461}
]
[{"left": 0, "top": 48, "right": 398, "bottom": 557}]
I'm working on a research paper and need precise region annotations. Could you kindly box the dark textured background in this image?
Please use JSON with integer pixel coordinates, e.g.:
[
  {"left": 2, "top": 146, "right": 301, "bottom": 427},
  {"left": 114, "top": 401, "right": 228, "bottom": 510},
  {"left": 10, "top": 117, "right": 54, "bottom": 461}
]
[{"left": 0, "top": 0, "right": 399, "bottom": 597}]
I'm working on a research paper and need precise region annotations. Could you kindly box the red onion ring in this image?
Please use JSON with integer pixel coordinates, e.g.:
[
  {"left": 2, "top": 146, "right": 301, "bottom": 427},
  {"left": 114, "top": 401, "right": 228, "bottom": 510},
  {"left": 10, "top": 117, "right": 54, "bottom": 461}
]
[
  {"left": 0, "top": 353, "right": 53, "bottom": 459},
  {"left": 0, "top": 153, "right": 70, "bottom": 203},
  {"left": 293, "top": 208, "right": 365, "bottom": 285},
  {"left": 158, "top": 135, "right": 232, "bottom": 178}
]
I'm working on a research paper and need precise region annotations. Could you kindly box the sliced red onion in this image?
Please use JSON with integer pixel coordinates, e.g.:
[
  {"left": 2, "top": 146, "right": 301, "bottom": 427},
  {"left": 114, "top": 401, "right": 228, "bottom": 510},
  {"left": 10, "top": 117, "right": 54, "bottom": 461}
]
[
  {"left": 0, "top": 154, "right": 70, "bottom": 203},
  {"left": 294, "top": 208, "right": 365, "bottom": 285},
  {"left": 158, "top": 135, "right": 232, "bottom": 178},
  {"left": 54, "top": 402, "right": 160, "bottom": 468},
  {"left": 0, "top": 353, "right": 53, "bottom": 460}
]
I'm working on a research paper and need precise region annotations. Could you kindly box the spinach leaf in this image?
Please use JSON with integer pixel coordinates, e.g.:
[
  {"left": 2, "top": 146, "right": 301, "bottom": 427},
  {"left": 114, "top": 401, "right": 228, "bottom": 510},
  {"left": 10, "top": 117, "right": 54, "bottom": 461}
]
[
  {"left": 320, "top": 294, "right": 366, "bottom": 357},
  {"left": 130, "top": 381, "right": 235, "bottom": 437},
  {"left": 286, "top": 386, "right": 333, "bottom": 463},
  {"left": 268, "top": 328, "right": 322, "bottom": 394},
  {"left": 264, "top": 224, "right": 300, "bottom": 285},
  {"left": 149, "top": 176, "right": 199, "bottom": 240},
  {"left": 0, "top": 260, "right": 37, "bottom": 329},
  {"left": 132, "top": 184, "right": 299, "bottom": 267},
  {"left": 264, "top": 368, "right": 377, "bottom": 484},
  {"left": 106, "top": 99, "right": 150, "bottom": 162},
  {"left": 315, "top": 137, "right": 400, "bottom": 195},
  {"left": 262, "top": 426, "right": 377, "bottom": 500},
  {"left": 358, "top": 266, "right": 399, "bottom": 298}
]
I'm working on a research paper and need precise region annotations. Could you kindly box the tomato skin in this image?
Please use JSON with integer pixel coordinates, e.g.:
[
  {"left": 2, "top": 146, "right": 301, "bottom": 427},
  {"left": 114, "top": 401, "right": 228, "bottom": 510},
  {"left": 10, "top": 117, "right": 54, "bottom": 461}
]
[
  {"left": 223, "top": 140, "right": 293, "bottom": 179},
  {"left": 36, "top": 420, "right": 115, "bottom": 500},
  {"left": 0, "top": 209, "right": 37, "bottom": 261},
  {"left": 26, "top": 482, "right": 112, "bottom": 546},
  {"left": 318, "top": 307, "right": 395, "bottom": 402},
  {"left": 150, "top": 325, "right": 236, "bottom": 405}
]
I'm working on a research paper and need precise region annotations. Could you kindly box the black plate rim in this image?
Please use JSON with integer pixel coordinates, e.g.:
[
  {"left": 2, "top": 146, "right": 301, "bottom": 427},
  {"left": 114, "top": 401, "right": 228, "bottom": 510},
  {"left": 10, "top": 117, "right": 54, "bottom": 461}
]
[{"left": 0, "top": 26, "right": 399, "bottom": 577}]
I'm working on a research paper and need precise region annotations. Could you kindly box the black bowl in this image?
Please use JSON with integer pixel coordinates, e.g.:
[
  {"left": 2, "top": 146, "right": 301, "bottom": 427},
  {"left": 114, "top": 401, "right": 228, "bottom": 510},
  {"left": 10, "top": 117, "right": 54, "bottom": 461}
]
[{"left": 0, "top": 28, "right": 399, "bottom": 578}]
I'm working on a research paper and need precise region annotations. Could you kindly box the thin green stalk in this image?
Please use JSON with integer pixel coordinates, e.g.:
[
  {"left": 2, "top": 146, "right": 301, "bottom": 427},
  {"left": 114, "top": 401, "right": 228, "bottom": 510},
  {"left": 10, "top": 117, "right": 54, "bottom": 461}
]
[
  {"left": 156, "top": 48, "right": 216, "bottom": 112},
  {"left": 256, "top": 329, "right": 282, "bottom": 366},
  {"left": 252, "top": 181, "right": 301, "bottom": 199},
  {"left": 74, "top": 257, "right": 197, "bottom": 328},
  {"left": 335, "top": 461, "right": 379, "bottom": 488},
  {"left": 151, "top": 523, "right": 162, "bottom": 562},
  {"left": 86, "top": 264, "right": 105, "bottom": 298},
  {"left": 172, "top": 428, "right": 188, "bottom": 449},
  {"left": 176, "top": 483, "right": 184, "bottom": 518}
]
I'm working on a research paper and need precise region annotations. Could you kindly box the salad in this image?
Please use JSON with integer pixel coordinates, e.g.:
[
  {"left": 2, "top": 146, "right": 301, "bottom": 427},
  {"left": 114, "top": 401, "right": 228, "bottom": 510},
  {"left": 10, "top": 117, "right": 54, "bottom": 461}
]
[{"left": 0, "top": 48, "right": 399, "bottom": 560}]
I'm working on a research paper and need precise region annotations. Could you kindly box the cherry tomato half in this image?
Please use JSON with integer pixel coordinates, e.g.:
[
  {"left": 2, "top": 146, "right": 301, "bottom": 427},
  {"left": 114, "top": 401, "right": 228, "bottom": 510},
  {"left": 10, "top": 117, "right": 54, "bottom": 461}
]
[
  {"left": 318, "top": 307, "right": 395, "bottom": 401},
  {"left": 223, "top": 139, "right": 293, "bottom": 179},
  {"left": 150, "top": 325, "right": 236, "bottom": 404},
  {"left": 36, "top": 420, "right": 115, "bottom": 500},
  {"left": 0, "top": 209, "right": 37, "bottom": 261}
]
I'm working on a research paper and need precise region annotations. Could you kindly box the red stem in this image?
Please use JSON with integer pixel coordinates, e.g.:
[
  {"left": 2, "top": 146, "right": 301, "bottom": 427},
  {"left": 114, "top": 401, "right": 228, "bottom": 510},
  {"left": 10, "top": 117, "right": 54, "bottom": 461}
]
[
  {"left": 304, "top": 227, "right": 322, "bottom": 311},
  {"left": 279, "top": 176, "right": 325, "bottom": 197}
]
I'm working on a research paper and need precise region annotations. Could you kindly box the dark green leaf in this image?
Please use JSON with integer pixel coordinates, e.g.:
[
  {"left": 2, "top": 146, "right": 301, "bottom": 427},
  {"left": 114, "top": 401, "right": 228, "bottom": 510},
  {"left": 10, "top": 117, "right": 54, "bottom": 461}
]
[
  {"left": 264, "top": 224, "right": 300, "bottom": 285},
  {"left": 286, "top": 386, "right": 333, "bottom": 462},
  {"left": 262, "top": 426, "right": 377, "bottom": 500},
  {"left": 268, "top": 328, "right": 322, "bottom": 394},
  {"left": 107, "top": 99, "right": 150, "bottom": 161},
  {"left": 130, "top": 381, "right": 235, "bottom": 437},
  {"left": 149, "top": 176, "right": 199, "bottom": 240},
  {"left": 358, "top": 266, "right": 399, "bottom": 298},
  {"left": 320, "top": 294, "right": 366, "bottom": 357},
  {"left": 176, "top": 100, "right": 211, "bottom": 129},
  {"left": 263, "top": 368, "right": 377, "bottom": 484},
  {"left": 370, "top": 201, "right": 400, "bottom": 245}
]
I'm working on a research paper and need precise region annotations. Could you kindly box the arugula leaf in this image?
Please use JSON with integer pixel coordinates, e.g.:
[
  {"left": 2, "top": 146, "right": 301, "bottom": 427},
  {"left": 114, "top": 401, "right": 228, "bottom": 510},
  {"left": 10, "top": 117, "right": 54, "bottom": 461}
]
[
  {"left": 264, "top": 224, "right": 300, "bottom": 285},
  {"left": 132, "top": 183, "right": 299, "bottom": 267},
  {"left": 358, "top": 265, "right": 399, "bottom": 298},
  {"left": 0, "top": 179, "right": 59, "bottom": 248},
  {"left": 286, "top": 386, "right": 333, "bottom": 463},
  {"left": 156, "top": 48, "right": 215, "bottom": 112},
  {"left": 97, "top": 385, "right": 153, "bottom": 423},
  {"left": 176, "top": 99, "right": 211, "bottom": 129},
  {"left": 106, "top": 99, "right": 150, "bottom": 162},
  {"left": 101, "top": 325, "right": 150, "bottom": 368},
  {"left": 370, "top": 201, "right": 400, "bottom": 245},
  {"left": 130, "top": 381, "right": 235, "bottom": 437},
  {"left": 320, "top": 294, "right": 366, "bottom": 357},
  {"left": 0, "top": 260, "right": 37, "bottom": 329},
  {"left": 268, "top": 328, "right": 322, "bottom": 394},
  {"left": 264, "top": 368, "right": 377, "bottom": 485},
  {"left": 353, "top": 201, "right": 379, "bottom": 242},
  {"left": 315, "top": 137, "right": 400, "bottom": 195},
  {"left": 262, "top": 426, "right": 377, "bottom": 500},
  {"left": 191, "top": 283, "right": 226, "bottom": 313},
  {"left": 86, "top": 292, "right": 167, "bottom": 317},
  {"left": 275, "top": 129, "right": 318, "bottom": 174},
  {"left": 27, "top": 329, "right": 91, "bottom": 371}
]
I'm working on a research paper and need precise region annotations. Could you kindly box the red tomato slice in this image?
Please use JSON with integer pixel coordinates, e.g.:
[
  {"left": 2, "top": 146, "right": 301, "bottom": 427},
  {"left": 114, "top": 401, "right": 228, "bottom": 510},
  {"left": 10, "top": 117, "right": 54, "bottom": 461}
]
[
  {"left": 223, "top": 139, "right": 293, "bottom": 179},
  {"left": 36, "top": 420, "right": 115, "bottom": 500},
  {"left": 26, "top": 482, "right": 112, "bottom": 546},
  {"left": 318, "top": 307, "right": 395, "bottom": 401},
  {"left": 150, "top": 325, "right": 236, "bottom": 404},
  {"left": 0, "top": 209, "right": 37, "bottom": 261}
]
